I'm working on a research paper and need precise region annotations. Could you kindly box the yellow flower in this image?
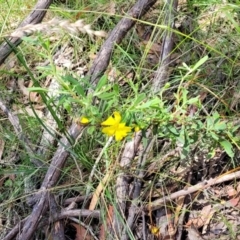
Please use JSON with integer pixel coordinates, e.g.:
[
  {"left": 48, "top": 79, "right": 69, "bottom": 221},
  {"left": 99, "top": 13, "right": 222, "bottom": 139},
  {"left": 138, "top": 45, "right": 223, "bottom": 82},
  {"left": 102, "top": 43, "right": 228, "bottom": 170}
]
[
  {"left": 148, "top": 224, "right": 160, "bottom": 236},
  {"left": 134, "top": 125, "right": 140, "bottom": 132},
  {"left": 80, "top": 117, "right": 90, "bottom": 124},
  {"left": 101, "top": 112, "right": 132, "bottom": 141}
]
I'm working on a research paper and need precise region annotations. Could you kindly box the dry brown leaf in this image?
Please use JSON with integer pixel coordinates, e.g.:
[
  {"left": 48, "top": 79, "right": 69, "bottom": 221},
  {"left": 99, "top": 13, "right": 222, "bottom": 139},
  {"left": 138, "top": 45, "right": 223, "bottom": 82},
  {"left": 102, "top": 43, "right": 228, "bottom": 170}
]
[
  {"left": 89, "top": 172, "right": 110, "bottom": 210},
  {"left": 186, "top": 205, "right": 212, "bottom": 228},
  {"left": 174, "top": 195, "right": 185, "bottom": 225},
  {"left": 0, "top": 174, "right": 15, "bottom": 187},
  {"left": 186, "top": 224, "right": 205, "bottom": 240},
  {"left": 225, "top": 197, "right": 240, "bottom": 208},
  {"left": 226, "top": 186, "right": 237, "bottom": 197},
  {"left": 71, "top": 223, "right": 93, "bottom": 240},
  {"left": 166, "top": 210, "right": 176, "bottom": 237},
  {"left": 0, "top": 176, "right": 8, "bottom": 187},
  {"left": 202, "top": 207, "right": 216, "bottom": 234},
  {"left": 107, "top": 67, "right": 119, "bottom": 82},
  {"left": 13, "top": 106, "right": 44, "bottom": 118},
  {"left": 141, "top": 40, "right": 161, "bottom": 55},
  {"left": 136, "top": 24, "right": 147, "bottom": 39},
  {"left": 99, "top": 205, "right": 114, "bottom": 240},
  {"left": 17, "top": 79, "right": 42, "bottom": 103}
]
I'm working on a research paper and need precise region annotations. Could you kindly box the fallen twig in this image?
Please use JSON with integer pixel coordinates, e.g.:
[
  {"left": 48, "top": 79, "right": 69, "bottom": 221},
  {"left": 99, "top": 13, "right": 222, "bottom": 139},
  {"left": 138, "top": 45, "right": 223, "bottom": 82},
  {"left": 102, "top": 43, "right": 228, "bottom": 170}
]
[
  {"left": 17, "top": 123, "right": 84, "bottom": 240},
  {"left": 48, "top": 194, "right": 65, "bottom": 240},
  {"left": 3, "top": 208, "right": 100, "bottom": 240},
  {"left": 145, "top": 170, "right": 240, "bottom": 211},
  {"left": 121, "top": 130, "right": 154, "bottom": 240},
  {"left": 109, "top": 131, "right": 142, "bottom": 239}
]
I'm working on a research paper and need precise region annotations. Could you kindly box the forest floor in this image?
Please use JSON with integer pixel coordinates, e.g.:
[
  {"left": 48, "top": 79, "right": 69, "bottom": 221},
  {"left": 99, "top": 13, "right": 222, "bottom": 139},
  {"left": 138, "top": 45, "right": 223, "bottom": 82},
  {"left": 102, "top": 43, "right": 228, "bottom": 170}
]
[{"left": 1, "top": 0, "right": 240, "bottom": 239}]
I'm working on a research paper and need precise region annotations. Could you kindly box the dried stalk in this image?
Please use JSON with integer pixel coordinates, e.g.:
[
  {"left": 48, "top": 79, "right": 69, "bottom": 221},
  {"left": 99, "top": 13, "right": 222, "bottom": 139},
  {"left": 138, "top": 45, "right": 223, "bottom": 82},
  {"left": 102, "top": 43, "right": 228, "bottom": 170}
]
[
  {"left": 0, "top": 0, "right": 53, "bottom": 65},
  {"left": 9, "top": 18, "right": 107, "bottom": 39}
]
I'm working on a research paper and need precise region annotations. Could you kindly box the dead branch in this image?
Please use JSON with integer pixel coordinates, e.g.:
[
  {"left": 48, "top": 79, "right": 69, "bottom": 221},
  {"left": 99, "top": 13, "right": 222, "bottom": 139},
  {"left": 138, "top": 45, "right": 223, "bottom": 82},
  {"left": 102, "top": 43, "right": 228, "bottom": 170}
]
[
  {"left": 145, "top": 170, "right": 240, "bottom": 211},
  {"left": 3, "top": 208, "right": 100, "bottom": 240},
  {"left": 109, "top": 132, "right": 142, "bottom": 239},
  {"left": 48, "top": 194, "right": 65, "bottom": 240},
  {"left": 121, "top": 130, "right": 154, "bottom": 240},
  {"left": 63, "top": 194, "right": 92, "bottom": 206},
  {"left": 88, "top": 0, "right": 158, "bottom": 85},
  {"left": 0, "top": 0, "right": 53, "bottom": 65},
  {"left": 17, "top": 123, "right": 84, "bottom": 240},
  {"left": 152, "top": 0, "right": 178, "bottom": 92}
]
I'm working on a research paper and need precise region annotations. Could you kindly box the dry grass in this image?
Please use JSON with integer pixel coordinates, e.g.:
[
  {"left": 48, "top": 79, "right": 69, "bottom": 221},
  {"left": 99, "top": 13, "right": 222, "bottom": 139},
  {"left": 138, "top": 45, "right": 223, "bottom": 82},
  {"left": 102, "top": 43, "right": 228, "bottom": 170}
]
[{"left": 9, "top": 18, "right": 107, "bottom": 39}]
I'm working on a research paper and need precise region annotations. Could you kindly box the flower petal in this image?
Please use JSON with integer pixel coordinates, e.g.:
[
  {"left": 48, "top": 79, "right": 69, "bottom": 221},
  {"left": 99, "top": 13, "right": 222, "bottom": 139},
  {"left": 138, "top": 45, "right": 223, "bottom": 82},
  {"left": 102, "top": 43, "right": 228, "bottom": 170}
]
[
  {"left": 102, "top": 126, "right": 116, "bottom": 136},
  {"left": 101, "top": 116, "right": 116, "bottom": 126},
  {"left": 113, "top": 111, "right": 121, "bottom": 124},
  {"left": 134, "top": 126, "right": 140, "bottom": 132},
  {"left": 101, "top": 112, "right": 122, "bottom": 126},
  {"left": 114, "top": 124, "right": 132, "bottom": 141},
  {"left": 101, "top": 112, "right": 131, "bottom": 141},
  {"left": 80, "top": 117, "right": 90, "bottom": 124}
]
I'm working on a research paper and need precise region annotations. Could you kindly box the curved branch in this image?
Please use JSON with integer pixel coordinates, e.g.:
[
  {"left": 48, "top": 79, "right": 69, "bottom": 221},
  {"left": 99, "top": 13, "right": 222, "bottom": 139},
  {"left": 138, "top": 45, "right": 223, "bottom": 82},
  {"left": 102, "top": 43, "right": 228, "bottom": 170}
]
[{"left": 88, "top": 0, "right": 157, "bottom": 85}]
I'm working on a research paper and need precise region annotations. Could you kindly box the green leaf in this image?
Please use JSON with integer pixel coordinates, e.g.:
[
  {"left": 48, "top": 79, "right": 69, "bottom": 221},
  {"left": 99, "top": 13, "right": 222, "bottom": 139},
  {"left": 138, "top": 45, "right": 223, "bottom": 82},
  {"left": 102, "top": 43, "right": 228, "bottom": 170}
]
[
  {"left": 214, "top": 121, "right": 227, "bottom": 131},
  {"left": 210, "top": 131, "right": 219, "bottom": 141},
  {"left": 22, "top": 36, "right": 39, "bottom": 45},
  {"left": 187, "top": 96, "right": 200, "bottom": 105},
  {"left": 87, "top": 126, "right": 96, "bottom": 135},
  {"left": 27, "top": 87, "right": 48, "bottom": 92},
  {"left": 212, "top": 111, "right": 220, "bottom": 121},
  {"left": 4, "top": 179, "right": 13, "bottom": 187},
  {"left": 136, "top": 97, "right": 161, "bottom": 109},
  {"left": 98, "top": 92, "right": 116, "bottom": 100},
  {"left": 167, "top": 125, "right": 179, "bottom": 136},
  {"left": 96, "top": 75, "right": 108, "bottom": 91},
  {"left": 191, "top": 55, "right": 208, "bottom": 72},
  {"left": 220, "top": 140, "right": 234, "bottom": 158},
  {"left": 113, "top": 84, "right": 119, "bottom": 94},
  {"left": 62, "top": 75, "right": 85, "bottom": 97},
  {"left": 134, "top": 93, "right": 146, "bottom": 106}
]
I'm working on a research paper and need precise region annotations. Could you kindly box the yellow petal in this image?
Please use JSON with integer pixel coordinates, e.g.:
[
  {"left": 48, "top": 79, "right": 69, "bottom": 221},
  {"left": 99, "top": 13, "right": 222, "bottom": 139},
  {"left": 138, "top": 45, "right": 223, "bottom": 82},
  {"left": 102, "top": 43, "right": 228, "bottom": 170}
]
[
  {"left": 101, "top": 112, "right": 121, "bottom": 126},
  {"left": 102, "top": 126, "right": 116, "bottom": 136},
  {"left": 115, "top": 131, "right": 126, "bottom": 141},
  {"left": 101, "top": 115, "right": 116, "bottom": 126},
  {"left": 149, "top": 225, "right": 159, "bottom": 236},
  {"left": 118, "top": 123, "right": 132, "bottom": 132},
  {"left": 114, "top": 124, "right": 132, "bottom": 141},
  {"left": 80, "top": 117, "right": 90, "bottom": 124},
  {"left": 113, "top": 111, "right": 121, "bottom": 124},
  {"left": 134, "top": 126, "right": 140, "bottom": 132}
]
